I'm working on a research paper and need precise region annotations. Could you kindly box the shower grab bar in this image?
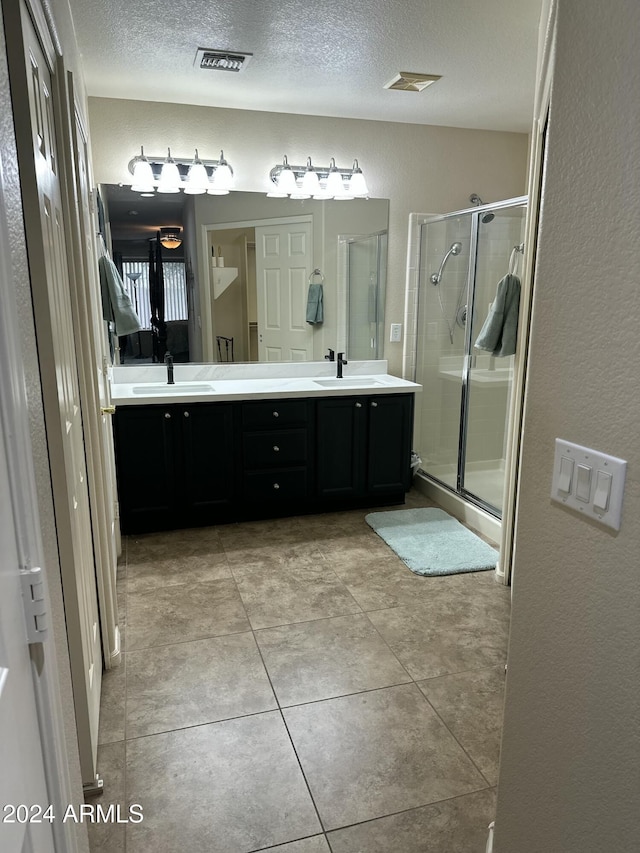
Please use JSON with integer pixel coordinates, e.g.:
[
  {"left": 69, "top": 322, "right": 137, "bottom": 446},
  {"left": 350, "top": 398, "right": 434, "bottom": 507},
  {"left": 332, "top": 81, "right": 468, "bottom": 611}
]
[{"left": 430, "top": 241, "right": 462, "bottom": 285}]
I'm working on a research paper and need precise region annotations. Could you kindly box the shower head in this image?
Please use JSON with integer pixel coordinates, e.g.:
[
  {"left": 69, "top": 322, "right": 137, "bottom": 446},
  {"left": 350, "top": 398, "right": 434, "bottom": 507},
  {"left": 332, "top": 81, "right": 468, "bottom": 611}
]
[{"left": 469, "top": 194, "right": 494, "bottom": 223}]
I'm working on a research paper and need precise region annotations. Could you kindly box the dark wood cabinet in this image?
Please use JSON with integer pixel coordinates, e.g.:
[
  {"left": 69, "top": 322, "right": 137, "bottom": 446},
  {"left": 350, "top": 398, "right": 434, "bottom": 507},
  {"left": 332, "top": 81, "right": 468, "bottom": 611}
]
[
  {"left": 113, "top": 402, "right": 234, "bottom": 532},
  {"left": 316, "top": 394, "right": 413, "bottom": 501},
  {"left": 240, "top": 399, "right": 312, "bottom": 506},
  {"left": 114, "top": 393, "right": 413, "bottom": 532}
]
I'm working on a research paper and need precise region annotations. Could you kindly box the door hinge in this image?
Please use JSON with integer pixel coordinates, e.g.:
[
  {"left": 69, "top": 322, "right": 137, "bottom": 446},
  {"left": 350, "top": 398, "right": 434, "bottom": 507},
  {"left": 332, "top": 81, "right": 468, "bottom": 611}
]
[{"left": 20, "top": 567, "right": 49, "bottom": 643}]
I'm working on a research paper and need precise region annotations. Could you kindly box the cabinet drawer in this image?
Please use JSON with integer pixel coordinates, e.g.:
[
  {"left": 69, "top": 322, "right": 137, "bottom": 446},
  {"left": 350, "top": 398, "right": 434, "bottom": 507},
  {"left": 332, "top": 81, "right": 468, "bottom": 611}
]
[
  {"left": 242, "top": 399, "right": 309, "bottom": 430},
  {"left": 243, "top": 468, "right": 308, "bottom": 501},
  {"left": 243, "top": 430, "right": 307, "bottom": 469}
]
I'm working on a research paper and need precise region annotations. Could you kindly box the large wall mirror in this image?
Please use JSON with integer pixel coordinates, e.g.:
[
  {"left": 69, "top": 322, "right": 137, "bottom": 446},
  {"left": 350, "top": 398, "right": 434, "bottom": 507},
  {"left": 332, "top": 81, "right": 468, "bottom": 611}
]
[{"left": 102, "top": 186, "right": 388, "bottom": 364}]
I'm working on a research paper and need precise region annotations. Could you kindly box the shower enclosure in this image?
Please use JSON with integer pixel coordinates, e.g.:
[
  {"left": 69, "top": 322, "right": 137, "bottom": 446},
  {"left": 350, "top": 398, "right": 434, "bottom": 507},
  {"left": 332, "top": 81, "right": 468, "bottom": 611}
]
[{"left": 413, "top": 197, "right": 527, "bottom": 517}]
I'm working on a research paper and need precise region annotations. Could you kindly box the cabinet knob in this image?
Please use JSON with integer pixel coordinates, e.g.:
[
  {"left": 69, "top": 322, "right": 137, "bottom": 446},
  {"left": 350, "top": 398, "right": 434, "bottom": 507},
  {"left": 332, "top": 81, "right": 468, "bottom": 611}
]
[
  {"left": 164, "top": 412, "right": 171, "bottom": 419},
  {"left": 371, "top": 401, "right": 378, "bottom": 407},
  {"left": 273, "top": 482, "right": 280, "bottom": 490},
  {"left": 184, "top": 411, "right": 190, "bottom": 417},
  {"left": 355, "top": 402, "right": 362, "bottom": 408},
  {"left": 273, "top": 445, "right": 280, "bottom": 452},
  {"left": 272, "top": 411, "right": 279, "bottom": 418}
]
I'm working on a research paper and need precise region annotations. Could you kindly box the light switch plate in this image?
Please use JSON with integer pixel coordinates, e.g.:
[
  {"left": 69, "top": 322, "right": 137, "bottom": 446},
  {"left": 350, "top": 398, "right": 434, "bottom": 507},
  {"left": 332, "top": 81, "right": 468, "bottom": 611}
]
[
  {"left": 389, "top": 323, "right": 402, "bottom": 343},
  {"left": 551, "top": 439, "right": 627, "bottom": 530}
]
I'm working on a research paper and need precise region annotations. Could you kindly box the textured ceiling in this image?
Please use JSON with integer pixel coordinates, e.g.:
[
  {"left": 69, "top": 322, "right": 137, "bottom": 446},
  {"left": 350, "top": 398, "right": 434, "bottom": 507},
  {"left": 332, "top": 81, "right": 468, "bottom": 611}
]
[{"left": 68, "top": 0, "right": 542, "bottom": 133}]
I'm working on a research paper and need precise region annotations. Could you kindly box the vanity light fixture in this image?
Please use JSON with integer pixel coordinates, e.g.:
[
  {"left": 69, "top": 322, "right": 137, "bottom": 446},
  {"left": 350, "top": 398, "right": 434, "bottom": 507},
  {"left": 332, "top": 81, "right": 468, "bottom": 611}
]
[
  {"left": 127, "top": 147, "right": 235, "bottom": 195},
  {"left": 267, "top": 156, "right": 369, "bottom": 200},
  {"left": 159, "top": 227, "right": 182, "bottom": 249}
]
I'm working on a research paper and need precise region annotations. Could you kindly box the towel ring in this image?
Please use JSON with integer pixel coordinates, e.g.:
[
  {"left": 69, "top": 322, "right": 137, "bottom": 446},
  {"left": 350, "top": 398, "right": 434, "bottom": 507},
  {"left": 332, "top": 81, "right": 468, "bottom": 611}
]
[{"left": 309, "top": 268, "right": 324, "bottom": 284}]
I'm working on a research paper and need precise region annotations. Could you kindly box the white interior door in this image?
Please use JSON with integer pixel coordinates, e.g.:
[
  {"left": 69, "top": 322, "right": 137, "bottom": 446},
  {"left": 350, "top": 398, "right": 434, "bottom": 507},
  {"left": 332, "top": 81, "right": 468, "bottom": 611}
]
[
  {"left": 63, "top": 83, "right": 121, "bottom": 669},
  {"left": 12, "top": 2, "right": 102, "bottom": 787},
  {"left": 255, "top": 220, "right": 314, "bottom": 361}
]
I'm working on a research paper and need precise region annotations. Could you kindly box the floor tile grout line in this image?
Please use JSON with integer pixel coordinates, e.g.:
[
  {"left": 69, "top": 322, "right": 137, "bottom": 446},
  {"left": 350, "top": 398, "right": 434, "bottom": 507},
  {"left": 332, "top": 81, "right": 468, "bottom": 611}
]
[
  {"left": 278, "top": 707, "right": 328, "bottom": 836},
  {"left": 320, "top": 787, "right": 497, "bottom": 839},
  {"left": 249, "top": 609, "right": 329, "bottom": 836},
  {"left": 417, "top": 689, "right": 497, "bottom": 789}
]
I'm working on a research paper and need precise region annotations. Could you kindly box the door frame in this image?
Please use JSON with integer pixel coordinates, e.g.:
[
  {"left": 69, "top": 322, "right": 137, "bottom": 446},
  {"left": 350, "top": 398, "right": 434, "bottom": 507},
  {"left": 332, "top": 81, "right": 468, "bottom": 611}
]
[
  {"left": 497, "top": 0, "right": 556, "bottom": 586},
  {"left": 199, "top": 215, "right": 313, "bottom": 362}
]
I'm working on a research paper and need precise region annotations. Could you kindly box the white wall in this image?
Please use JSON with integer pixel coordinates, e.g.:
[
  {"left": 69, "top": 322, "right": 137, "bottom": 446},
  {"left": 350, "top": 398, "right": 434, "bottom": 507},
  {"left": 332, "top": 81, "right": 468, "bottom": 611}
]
[
  {"left": 494, "top": 2, "right": 640, "bottom": 850},
  {"left": 87, "top": 97, "right": 529, "bottom": 375}
]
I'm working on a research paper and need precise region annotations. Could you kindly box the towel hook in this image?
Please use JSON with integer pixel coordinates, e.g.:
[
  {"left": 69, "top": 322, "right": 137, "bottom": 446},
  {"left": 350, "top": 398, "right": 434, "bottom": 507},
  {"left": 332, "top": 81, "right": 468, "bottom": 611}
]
[{"left": 309, "top": 268, "right": 324, "bottom": 284}]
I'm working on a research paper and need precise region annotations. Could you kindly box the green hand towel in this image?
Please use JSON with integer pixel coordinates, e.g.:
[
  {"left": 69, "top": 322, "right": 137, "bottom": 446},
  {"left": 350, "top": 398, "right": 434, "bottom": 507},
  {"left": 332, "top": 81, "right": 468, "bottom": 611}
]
[
  {"left": 306, "top": 282, "right": 324, "bottom": 325},
  {"left": 474, "top": 274, "right": 520, "bottom": 357}
]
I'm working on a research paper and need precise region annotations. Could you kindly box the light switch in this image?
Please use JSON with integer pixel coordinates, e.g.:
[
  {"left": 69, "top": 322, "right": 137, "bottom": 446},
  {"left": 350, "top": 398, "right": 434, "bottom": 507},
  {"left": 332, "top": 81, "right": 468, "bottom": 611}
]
[
  {"left": 593, "top": 470, "right": 612, "bottom": 513},
  {"left": 558, "top": 456, "right": 574, "bottom": 493},
  {"left": 575, "top": 464, "right": 592, "bottom": 502},
  {"left": 551, "top": 438, "right": 627, "bottom": 531},
  {"left": 389, "top": 323, "right": 402, "bottom": 343}
]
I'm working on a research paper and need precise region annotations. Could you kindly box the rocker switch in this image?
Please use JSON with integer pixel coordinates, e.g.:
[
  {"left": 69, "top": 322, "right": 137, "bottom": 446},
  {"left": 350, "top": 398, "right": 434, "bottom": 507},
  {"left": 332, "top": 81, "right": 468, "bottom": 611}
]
[
  {"left": 593, "top": 470, "right": 612, "bottom": 513},
  {"left": 558, "top": 456, "right": 574, "bottom": 493},
  {"left": 575, "top": 464, "right": 592, "bottom": 503}
]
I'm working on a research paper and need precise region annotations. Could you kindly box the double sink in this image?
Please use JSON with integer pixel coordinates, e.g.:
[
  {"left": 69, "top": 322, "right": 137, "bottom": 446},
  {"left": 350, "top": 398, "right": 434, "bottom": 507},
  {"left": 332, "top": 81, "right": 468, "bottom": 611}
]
[{"left": 131, "top": 377, "right": 384, "bottom": 395}]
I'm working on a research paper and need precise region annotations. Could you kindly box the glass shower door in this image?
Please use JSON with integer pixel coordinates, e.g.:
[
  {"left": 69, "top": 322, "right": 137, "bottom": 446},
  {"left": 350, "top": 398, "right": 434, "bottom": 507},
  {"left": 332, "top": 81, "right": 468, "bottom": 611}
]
[
  {"left": 414, "top": 215, "right": 473, "bottom": 491},
  {"left": 461, "top": 205, "right": 526, "bottom": 513},
  {"left": 346, "top": 232, "right": 387, "bottom": 359}
]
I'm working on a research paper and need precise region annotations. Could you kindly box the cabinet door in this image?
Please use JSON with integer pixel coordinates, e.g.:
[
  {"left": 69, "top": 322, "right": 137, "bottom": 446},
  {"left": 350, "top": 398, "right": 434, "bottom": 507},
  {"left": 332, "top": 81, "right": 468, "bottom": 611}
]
[
  {"left": 113, "top": 406, "right": 177, "bottom": 532},
  {"left": 179, "top": 403, "right": 235, "bottom": 518},
  {"left": 367, "top": 395, "right": 413, "bottom": 495},
  {"left": 316, "top": 397, "right": 365, "bottom": 498}
]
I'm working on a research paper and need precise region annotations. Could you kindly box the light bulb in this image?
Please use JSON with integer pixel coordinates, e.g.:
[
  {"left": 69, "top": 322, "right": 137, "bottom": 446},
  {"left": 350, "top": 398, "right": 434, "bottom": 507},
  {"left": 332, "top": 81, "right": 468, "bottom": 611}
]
[
  {"left": 301, "top": 158, "right": 320, "bottom": 195},
  {"left": 209, "top": 150, "right": 233, "bottom": 193},
  {"left": 131, "top": 147, "right": 154, "bottom": 192},
  {"left": 184, "top": 150, "right": 209, "bottom": 194},
  {"left": 349, "top": 160, "right": 369, "bottom": 197},
  {"left": 157, "top": 149, "right": 181, "bottom": 193},
  {"left": 325, "top": 160, "right": 345, "bottom": 198}
]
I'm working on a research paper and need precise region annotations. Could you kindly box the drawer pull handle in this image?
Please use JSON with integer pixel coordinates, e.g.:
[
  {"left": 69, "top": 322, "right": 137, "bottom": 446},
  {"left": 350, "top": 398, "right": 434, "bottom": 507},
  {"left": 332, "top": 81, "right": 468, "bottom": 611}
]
[
  {"left": 184, "top": 411, "right": 190, "bottom": 417},
  {"left": 355, "top": 402, "right": 362, "bottom": 408},
  {"left": 273, "top": 445, "right": 280, "bottom": 452},
  {"left": 164, "top": 412, "right": 171, "bottom": 419},
  {"left": 371, "top": 401, "right": 378, "bottom": 407},
  {"left": 273, "top": 482, "right": 280, "bottom": 490},
  {"left": 272, "top": 411, "right": 279, "bottom": 418}
]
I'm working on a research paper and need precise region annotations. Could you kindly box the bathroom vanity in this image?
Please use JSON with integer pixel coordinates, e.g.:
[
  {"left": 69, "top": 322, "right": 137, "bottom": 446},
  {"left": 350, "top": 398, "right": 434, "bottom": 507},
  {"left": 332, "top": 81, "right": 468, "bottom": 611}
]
[{"left": 110, "top": 362, "right": 420, "bottom": 533}]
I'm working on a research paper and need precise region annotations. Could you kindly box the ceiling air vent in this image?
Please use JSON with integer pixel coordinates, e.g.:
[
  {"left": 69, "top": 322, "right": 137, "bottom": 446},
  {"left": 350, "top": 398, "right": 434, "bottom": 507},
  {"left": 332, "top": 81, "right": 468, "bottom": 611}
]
[
  {"left": 195, "top": 48, "right": 253, "bottom": 73},
  {"left": 384, "top": 72, "right": 441, "bottom": 92}
]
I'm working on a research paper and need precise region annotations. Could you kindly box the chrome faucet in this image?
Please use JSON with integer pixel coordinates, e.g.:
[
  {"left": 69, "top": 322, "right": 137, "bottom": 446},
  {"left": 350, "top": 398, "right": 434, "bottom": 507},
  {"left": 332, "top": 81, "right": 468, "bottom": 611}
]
[
  {"left": 164, "top": 352, "right": 175, "bottom": 385},
  {"left": 336, "top": 352, "right": 347, "bottom": 378}
]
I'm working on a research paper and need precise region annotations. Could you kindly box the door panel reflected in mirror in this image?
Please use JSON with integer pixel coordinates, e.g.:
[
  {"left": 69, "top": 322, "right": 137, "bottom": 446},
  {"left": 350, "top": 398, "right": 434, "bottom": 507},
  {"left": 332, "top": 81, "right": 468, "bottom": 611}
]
[{"left": 102, "top": 186, "right": 389, "bottom": 364}]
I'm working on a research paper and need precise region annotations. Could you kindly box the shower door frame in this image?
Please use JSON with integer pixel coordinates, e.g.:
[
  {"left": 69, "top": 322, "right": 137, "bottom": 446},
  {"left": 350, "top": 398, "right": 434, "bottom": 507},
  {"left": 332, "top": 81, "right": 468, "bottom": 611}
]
[{"left": 416, "top": 195, "right": 528, "bottom": 520}]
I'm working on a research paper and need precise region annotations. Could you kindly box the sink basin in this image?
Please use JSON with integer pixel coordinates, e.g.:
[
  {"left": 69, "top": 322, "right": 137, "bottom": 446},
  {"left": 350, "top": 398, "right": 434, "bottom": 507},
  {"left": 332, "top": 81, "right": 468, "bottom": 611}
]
[
  {"left": 132, "top": 383, "right": 215, "bottom": 395},
  {"left": 313, "top": 377, "right": 383, "bottom": 388}
]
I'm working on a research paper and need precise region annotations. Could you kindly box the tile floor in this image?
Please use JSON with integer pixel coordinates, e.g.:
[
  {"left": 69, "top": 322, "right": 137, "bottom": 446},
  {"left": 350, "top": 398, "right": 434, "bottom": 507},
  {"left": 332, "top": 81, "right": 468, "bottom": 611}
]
[{"left": 89, "top": 490, "right": 510, "bottom": 853}]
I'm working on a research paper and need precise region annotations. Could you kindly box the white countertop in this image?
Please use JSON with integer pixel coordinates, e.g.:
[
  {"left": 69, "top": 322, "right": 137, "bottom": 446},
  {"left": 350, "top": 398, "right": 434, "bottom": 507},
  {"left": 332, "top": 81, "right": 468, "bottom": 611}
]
[{"left": 110, "top": 361, "right": 421, "bottom": 406}]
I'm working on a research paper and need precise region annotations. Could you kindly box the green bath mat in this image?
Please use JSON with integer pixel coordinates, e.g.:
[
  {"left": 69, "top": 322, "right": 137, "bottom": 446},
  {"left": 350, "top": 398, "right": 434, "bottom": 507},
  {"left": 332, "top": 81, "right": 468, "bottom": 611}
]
[{"left": 365, "top": 507, "right": 498, "bottom": 576}]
